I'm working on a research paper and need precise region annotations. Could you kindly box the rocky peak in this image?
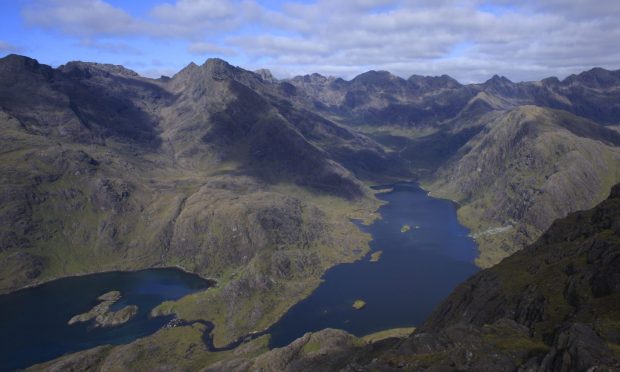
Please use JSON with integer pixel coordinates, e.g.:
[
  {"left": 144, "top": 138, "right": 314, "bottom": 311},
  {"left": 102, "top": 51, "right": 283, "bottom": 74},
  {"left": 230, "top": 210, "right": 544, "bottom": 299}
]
[
  {"left": 254, "top": 68, "right": 277, "bottom": 83},
  {"left": 0, "top": 54, "right": 53, "bottom": 80},
  {"left": 290, "top": 73, "right": 330, "bottom": 85},
  {"left": 169, "top": 62, "right": 204, "bottom": 88},
  {"left": 202, "top": 58, "right": 240, "bottom": 80},
  {"left": 563, "top": 67, "right": 620, "bottom": 89},
  {"left": 484, "top": 74, "right": 513, "bottom": 86},
  {"left": 541, "top": 76, "right": 560, "bottom": 86},
  {"left": 351, "top": 70, "right": 400, "bottom": 86},
  {"left": 482, "top": 74, "right": 517, "bottom": 96},
  {"left": 59, "top": 61, "right": 140, "bottom": 79},
  {"left": 408, "top": 74, "right": 461, "bottom": 90}
]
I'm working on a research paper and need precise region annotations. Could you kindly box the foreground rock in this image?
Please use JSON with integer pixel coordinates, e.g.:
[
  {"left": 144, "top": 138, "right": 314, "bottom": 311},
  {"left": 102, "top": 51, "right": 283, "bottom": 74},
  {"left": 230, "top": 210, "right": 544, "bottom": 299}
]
[{"left": 68, "top": 291, "right": 138, "bottom": 328}]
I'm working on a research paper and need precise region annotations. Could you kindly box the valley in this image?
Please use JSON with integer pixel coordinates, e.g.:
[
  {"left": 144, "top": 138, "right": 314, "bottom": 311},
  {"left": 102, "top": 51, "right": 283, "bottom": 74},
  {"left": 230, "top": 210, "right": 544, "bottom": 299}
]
[{"left": 0, "top": 53, "right": 619, "bottom": 370}]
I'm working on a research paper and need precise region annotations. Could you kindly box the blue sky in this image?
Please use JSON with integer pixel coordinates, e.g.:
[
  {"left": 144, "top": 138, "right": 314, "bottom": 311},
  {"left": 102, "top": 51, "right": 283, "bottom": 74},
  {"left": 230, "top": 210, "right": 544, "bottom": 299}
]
[{"left": 1, "top": 0, "right": 619, "bottom": 82}]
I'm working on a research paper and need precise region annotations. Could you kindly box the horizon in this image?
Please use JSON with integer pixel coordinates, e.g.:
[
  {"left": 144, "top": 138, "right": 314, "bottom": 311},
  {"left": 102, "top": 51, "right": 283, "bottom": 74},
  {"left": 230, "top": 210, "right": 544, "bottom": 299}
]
[
  {"left": 1, "top": 1, "right": 620, "bottom": 83},
  {"left": 2, "top": 52, "right": 617, "bottom": 85}
]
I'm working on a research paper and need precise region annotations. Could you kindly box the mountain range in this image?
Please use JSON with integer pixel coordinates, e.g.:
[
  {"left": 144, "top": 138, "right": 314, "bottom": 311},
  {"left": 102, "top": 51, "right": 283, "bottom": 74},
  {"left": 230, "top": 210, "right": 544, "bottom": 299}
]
[{"left": 1, "top": 54, "right": 619, "bottom": 370}]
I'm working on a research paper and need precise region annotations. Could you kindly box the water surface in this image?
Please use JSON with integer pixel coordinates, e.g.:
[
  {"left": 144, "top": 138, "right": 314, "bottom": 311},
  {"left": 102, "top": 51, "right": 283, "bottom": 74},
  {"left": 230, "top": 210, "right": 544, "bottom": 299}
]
[
  {"left": 0, "top": 268, "right": 212, "bottom": 371},
  {"left": 268, "top": 182, "right": 479, "bottom": 347}
]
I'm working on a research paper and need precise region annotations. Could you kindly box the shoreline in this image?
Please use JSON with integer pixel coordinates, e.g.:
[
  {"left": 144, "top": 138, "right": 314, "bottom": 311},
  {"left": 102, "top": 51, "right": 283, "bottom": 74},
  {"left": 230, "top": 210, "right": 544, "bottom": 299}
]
[{"left": 0, "top": 264, "right": 218, "bottom": 296}]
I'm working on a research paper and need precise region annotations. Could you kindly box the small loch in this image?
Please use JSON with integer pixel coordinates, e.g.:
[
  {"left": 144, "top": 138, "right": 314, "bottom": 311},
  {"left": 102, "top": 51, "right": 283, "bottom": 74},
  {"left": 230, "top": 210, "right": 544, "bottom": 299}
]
[{"left": 0, "top": 268, "right": 212, "bottom": 371}]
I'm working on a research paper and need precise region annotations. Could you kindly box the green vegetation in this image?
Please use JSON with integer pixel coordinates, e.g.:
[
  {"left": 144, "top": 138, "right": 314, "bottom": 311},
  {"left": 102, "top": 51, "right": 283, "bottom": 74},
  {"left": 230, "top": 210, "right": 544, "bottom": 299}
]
[
  {"left": 352, "top": 300, "right": 366, "bottom": 310},
  {"left": 150, "top": 182, "right": 381, "bottom": 347},
  {"left": 362, "top": 327, "right": 415, "bottom": 343},
  {"left": 369, "top": 250, "right": 383, "bottom": 262},
  {"left": 424, "top": 106, "right": 620, "bottom": 267},
  {"left": 481, "top": 323, "right": 549, "bottom": 364},
  {"left": 29, "top": 324, "right": 270, "bottom": 371},
  {"left": 68, "top": 290, "right": 138, "bottom": 328},
  {"left": 301, "top": 339, "right": 323, "bottom": 354}
]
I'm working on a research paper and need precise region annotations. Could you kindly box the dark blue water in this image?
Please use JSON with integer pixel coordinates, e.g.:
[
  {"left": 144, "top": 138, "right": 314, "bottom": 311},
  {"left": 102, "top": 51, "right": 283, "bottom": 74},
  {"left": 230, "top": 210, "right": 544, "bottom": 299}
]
[
  {"left": 268, "top": 182, "right": 479, "bottom": 347},
  {"left": 0, "top": 268, "right": 212, "bottom": 371}
]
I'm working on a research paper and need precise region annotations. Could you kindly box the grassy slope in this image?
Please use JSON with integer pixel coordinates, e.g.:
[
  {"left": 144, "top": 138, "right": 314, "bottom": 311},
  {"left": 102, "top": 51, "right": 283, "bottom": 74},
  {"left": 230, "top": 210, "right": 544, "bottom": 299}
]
[
  {"left": 152, "top": 184, "right": 381, "bottom": 346},
  {"left": 0, "top": 107, "right": 382, "bottom": 347},
  {"left": 28, "top": 324, "right": 271, "bottom": 371},
  {"left": 423, "top": 106, "right": 620, "bottom": 267}
]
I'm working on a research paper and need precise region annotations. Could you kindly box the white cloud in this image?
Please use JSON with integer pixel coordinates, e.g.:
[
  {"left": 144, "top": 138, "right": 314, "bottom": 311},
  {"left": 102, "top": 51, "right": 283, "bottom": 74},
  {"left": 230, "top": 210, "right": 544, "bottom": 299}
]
[
  {"left": 19, "top": 0, "right": 620, "bottom": 82},
  {"left": 188, "top": 42, "right": 237, "bottom": 56},
  {"left": 77, "top": 39, "right": 143, "bottom": 55},
  {"left": 22, "top": 0, "right": 144, "bottom": 36},
  {"left": 150, "top": 0, "right": 236, "bottom": 23}
]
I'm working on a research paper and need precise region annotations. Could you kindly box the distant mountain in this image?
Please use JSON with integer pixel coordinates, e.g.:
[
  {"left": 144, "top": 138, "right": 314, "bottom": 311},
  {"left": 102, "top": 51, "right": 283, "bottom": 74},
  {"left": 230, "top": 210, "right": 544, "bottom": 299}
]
[{"left": 287, "top": 66, "right": 620, "bottom": 127}]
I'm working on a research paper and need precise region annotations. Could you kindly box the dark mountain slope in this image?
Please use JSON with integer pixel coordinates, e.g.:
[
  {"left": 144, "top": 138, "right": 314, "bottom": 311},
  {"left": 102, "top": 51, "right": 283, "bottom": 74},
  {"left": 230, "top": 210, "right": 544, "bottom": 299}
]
[{"left": 0, "top": 54, "right": 167, "bottom": 147}]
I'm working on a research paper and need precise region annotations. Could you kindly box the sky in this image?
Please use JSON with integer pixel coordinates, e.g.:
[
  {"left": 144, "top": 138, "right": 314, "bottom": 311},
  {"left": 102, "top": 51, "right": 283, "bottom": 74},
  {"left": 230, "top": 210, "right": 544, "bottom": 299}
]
[{"left": 0, "top": 0, "right": 619, "bottom": 83}]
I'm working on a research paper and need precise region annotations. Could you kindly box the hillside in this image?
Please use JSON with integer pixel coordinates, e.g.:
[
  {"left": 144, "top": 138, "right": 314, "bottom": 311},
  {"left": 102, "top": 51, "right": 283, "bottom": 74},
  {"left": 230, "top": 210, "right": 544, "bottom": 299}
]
[
  {"left": 0, "top": 54, "right": 386, "bottom": 345},
  {"left": 425, "top": 105, "right": 620, "bottom": 266}
]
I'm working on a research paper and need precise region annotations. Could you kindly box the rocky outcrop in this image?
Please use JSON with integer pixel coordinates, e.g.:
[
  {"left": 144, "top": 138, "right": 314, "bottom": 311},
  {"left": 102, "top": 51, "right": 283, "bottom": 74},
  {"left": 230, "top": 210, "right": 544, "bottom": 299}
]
[
  {"left": 539, "top": 323, "right": 616, "bottom": 371},
  {"left": 68, "top": 291, "right": 138, "bottom": 328}
]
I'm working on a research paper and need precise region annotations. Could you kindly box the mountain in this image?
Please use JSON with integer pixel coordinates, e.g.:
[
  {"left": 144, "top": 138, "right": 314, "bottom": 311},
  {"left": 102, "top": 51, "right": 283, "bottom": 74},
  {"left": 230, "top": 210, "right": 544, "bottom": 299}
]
[
  {"left": 426, "top": 105, "right": 620, "bottom": 266},
  {"left": 34, "top": 184, "right": 620, "bottom": 371},
  {"left": 287, "top": 67, "right": 620, "bottom": 128},
  {"left": 2, "top": 53, "right": 620, "bottom": 369},
  {"left": 0, "top": 54, "right": 388, "bottom": 345},
  {"left": 286, "top": 65, "right": 620, "bottom": 265}
]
